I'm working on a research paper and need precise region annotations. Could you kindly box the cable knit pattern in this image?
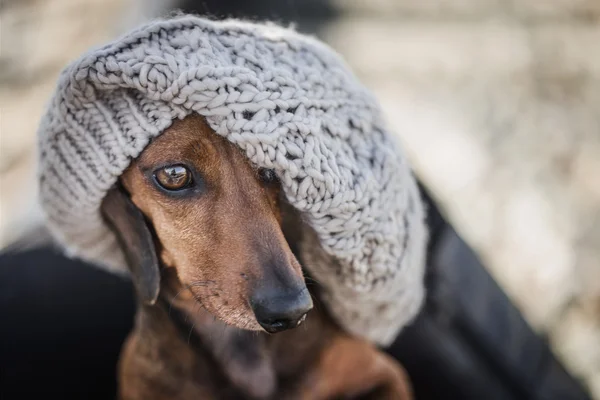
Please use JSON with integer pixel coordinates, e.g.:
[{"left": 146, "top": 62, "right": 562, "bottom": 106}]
[{"left": 37, "top": 15, "right": 428, "bottom": 345}]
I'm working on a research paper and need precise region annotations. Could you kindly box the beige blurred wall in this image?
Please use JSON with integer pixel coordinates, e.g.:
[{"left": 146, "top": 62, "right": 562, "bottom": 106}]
[{"left": 1, "top": 0, "right": 599, "bottom": 397}]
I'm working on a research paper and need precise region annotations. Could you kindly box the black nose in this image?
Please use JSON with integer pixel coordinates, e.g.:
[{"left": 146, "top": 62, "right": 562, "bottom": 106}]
[{"left": 251, "top": 287, "right": 313, "bottom": 333}]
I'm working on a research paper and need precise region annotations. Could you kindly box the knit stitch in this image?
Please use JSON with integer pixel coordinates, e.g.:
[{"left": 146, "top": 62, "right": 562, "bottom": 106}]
[{"left": 37, "top": 15, "right": 428, "bottom": 345}]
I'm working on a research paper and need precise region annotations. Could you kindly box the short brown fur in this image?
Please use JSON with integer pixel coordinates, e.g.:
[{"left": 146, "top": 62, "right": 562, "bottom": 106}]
[{"left": 104, "top": 114, "right": 412, "bottom": 399}]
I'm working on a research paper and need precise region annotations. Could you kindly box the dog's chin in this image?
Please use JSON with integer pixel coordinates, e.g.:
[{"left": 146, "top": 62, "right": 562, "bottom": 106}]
[
  {"left": 192, "top": 295, "right": 263, "bottom": 332},
  {"left": 213, "top": 315, "right": 264, "bottom": 332},
  {"left": 221, "top": 316, "right": 264, "bottom": 332}
]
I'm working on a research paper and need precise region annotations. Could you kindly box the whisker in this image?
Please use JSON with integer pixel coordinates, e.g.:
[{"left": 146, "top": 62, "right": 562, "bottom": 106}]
[
  {"left": 187, "top": 322, "right": 196, "bottom": 344},
  {"left": 168, "top": 288, "right": 188, "bottom": 317},
  {"left": 304, "top": 275, "right": 321, "bottom": 285},
  {"left": 220, "top": 318, "right": 227, "bottom": 340},
  {"left": 309, "top": 292, "right": 324, "bottom": 314},
  {"left": 191, "top": 299, "right": 201, "bottom": 320}
]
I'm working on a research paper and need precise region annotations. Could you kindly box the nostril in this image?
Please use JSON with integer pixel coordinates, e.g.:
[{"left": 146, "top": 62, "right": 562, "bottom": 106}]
[
  {"left": 266, "top": 320, "right": 287, "bottom": 330},
  {"left": 261, "top": 319, "right": 290, "bottom": 333},
  {"left": 252, "top": 288, "right": 312, "bottom": 333},
  {"left": 258, "top": 312, "right": 308, "bottom": 334}
]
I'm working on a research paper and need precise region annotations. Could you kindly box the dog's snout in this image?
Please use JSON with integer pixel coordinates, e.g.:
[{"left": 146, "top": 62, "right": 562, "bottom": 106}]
[{"left": 251, "top": 287, "right": 313, "bottom": 334}]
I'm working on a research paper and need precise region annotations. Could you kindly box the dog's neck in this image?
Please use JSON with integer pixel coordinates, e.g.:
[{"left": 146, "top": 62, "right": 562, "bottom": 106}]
[{"left": 150, "top": 268, "right": 276, "bottom": 399}]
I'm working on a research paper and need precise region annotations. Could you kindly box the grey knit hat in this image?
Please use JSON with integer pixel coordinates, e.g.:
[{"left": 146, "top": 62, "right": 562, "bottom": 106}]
[{"left": 37, "top": 15, "right": 427, "bottom": 345}]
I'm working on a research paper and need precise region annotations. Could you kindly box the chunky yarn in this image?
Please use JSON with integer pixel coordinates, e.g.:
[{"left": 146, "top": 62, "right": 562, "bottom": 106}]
[{"left": 37, "top": 15, "right": 428, "bottom": 345}]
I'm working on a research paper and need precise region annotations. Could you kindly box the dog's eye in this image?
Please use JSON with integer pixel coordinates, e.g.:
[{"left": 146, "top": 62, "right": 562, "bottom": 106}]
[
  {"left": 154, "top": 165, "right": 192, "bottom": 191},
  {"left": 258, "top": 168, "right": 278, "bottom": 184}
]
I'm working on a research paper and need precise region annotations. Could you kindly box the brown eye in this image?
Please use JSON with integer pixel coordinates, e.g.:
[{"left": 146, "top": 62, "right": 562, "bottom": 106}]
[
  {"left": 258, "top": 168, "right": 278, "bottom": 184},
  {"left": 154, "top": 165, "right": 192, "bottom": 191}
]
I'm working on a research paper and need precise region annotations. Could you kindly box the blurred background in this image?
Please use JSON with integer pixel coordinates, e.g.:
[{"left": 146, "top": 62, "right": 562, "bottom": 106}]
[{"left": 1, "top": 0, "right": 599, "bottom": 397}]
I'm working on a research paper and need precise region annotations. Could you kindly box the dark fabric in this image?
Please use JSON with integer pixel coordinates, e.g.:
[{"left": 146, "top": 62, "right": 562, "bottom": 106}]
[
  {"left": 0, "top": 247, "right": 135, "bottom": 400},
  {"left": 384, "top": 185, "right": 592, "bottom": 400}
]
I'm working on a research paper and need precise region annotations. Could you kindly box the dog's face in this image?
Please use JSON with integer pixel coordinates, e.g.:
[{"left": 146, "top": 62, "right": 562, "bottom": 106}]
[{"left": 103, "top": 114, "right": 312, "bottom": 333}]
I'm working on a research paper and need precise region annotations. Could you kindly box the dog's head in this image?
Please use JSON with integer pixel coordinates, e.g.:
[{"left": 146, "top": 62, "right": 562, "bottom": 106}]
[{"left": 101, "top": 114, "right": 312, "bottom": 333}]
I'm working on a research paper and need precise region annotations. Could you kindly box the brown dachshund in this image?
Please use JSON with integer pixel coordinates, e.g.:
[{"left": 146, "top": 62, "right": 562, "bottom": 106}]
[{"left": 101, "top": 114, "right": 412, "bottom": 400}]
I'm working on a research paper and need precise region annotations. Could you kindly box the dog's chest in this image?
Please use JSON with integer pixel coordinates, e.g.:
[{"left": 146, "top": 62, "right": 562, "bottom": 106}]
[{"left": 121, "top": 307, "right": 334, "bottom": 400}]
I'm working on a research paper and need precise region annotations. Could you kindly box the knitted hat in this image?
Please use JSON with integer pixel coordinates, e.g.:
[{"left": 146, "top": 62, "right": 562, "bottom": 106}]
[{"left": 37, "top": 15, "right": 427, "bottom": 345}]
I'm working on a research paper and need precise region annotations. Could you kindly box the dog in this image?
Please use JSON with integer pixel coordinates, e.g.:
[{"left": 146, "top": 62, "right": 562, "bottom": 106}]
[{"left": 101, "top": 114, "right": 412, "bottom": 399}]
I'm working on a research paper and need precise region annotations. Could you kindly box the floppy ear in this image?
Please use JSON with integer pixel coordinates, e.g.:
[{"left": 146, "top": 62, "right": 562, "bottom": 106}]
[{"left": 101, "top": 184, "right": 160, "bottom": 305}]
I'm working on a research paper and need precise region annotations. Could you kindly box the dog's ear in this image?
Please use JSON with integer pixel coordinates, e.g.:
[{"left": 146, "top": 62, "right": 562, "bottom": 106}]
[{"left": 101, "top": 184, "right": 160, "bottom": 305}]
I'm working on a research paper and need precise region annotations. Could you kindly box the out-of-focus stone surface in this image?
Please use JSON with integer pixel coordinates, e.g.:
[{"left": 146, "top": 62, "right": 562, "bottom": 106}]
[
  {"left": 1, "top": 0, "right": 598, "bottom": 396},
  {"left": 323, "top": 2, "right": 599, "bottom": 396}
]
